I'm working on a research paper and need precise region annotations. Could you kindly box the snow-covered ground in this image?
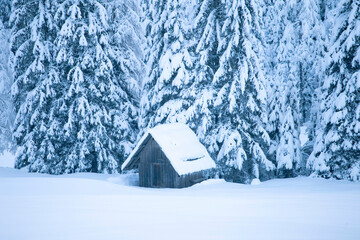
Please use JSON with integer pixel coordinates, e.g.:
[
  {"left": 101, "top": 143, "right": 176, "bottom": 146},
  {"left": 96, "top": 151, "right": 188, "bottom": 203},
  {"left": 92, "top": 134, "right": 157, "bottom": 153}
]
[{"left": 0, "top": 167, "right": 359, "bottom": 240}]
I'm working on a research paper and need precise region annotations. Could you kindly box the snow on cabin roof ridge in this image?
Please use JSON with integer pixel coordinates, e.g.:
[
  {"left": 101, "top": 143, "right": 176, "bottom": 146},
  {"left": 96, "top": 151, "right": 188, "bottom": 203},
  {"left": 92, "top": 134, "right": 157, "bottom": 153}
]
[{"left": 121, "top": 123, "right": 216, "bottom": 175}]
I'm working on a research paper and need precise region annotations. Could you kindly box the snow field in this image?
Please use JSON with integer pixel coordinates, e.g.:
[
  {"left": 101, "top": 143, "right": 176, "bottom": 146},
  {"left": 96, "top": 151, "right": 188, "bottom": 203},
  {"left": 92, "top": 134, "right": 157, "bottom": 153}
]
[{"left": 0, "top": 168, "right": 359, "bottom": 240}]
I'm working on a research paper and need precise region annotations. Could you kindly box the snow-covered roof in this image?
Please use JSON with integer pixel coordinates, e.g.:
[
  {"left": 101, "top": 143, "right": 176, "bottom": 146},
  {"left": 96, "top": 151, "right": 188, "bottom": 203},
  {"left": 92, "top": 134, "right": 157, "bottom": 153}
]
[{"left": 121, "top": 123, "right": 216, "bottom": 175}]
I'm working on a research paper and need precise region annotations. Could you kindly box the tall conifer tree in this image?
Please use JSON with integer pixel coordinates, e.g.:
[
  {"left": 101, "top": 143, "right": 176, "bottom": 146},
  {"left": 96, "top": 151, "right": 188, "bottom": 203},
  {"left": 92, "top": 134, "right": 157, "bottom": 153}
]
[
  {"left": 54, "top": 0, "right": 138, "bottom": 173},
  {"left": 187, "top": 0, "right": 223, "bottom": 142},
  {"left": 140, "top": 0, "right": 194, "bottom": 130},
  {"left": 209, "top": 0, "right": 274, "bottom": 182},
  {"left": 0, "top": 14, "right": 13, "bottom": 153},
  {"left": 308, "top": 0, "right": 360, "bottom": 181},
  {"left": 11, "top": 0, "right": 60, "bottom": 172}
]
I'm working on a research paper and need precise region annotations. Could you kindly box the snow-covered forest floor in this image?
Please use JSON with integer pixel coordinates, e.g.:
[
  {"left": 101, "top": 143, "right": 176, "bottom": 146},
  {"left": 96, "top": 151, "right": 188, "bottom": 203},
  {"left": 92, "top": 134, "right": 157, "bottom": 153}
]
[{"left": 1, "top": 163, "right": 359, "bottom": 240}]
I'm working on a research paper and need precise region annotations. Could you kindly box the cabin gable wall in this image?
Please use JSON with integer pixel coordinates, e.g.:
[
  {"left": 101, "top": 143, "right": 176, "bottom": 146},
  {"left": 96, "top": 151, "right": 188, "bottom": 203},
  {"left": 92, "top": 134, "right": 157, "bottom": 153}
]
[
  {"left": 138, "top": 137, "right": 178, "bottom": 188},
  {"left": 135, "top": 136, "right": 210, "bottom": 188}
]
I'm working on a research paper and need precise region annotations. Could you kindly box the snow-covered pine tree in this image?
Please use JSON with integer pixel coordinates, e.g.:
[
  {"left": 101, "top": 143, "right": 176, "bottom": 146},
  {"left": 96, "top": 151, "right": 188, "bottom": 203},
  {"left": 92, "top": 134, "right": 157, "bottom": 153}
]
[
  {"left": 297, "top": 0, "right": 324, "bottom": 124},
  {"left": 186, "top": 0, "right": 223, "bottom": 143},
  {"left": 275, "top": 1, "right": 303, "bottom": 176},
  {"left": 209, "top": 0, "right": 274, "bottom": 183},
  {"left": 276, "top": 79, "right": 302, "bottom": 177},
  {"left": 0, "top": 0, "right": 11, "bottom": 26},
  {"left": 263, "top": 0, "right": 287, "bottom": 167},
  {"left": 10, "top": 0, "right": 60, "bottom": 171},
  {"left": 105, "top": 0, "right": 144, "bottom": 101},
  {"left": 0, "top": 17, "right": 13, "bottom": 153},
  {"left": 264, "top": 0, "right": 303, "bottom": 177},
  {"left": 296, "top": 0, "right": 326, "bottom": 165},
  {"left": 308, "top": 0, "right": 360, "bottom": 181},
  {"left": 305, "top": 0, "right": 338, "bottom": 171},
  {"left": 105, "top": 0, "right": 144, "bottom": 156},
  {"left": 266, "top": 80, "right": 283, "bottom": 166},
  {"left": 140, "top": 0, "right": 194, "bottom": 131},
  {"left": 54, "top": 0, "right": 138, "bottom": 173}
]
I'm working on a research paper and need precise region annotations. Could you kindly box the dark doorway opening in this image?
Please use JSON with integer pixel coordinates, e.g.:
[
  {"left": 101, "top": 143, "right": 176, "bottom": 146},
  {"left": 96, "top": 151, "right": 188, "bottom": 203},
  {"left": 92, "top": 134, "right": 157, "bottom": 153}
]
[{"left": 152, "top": 163, "right": 162, "bottom": 187}]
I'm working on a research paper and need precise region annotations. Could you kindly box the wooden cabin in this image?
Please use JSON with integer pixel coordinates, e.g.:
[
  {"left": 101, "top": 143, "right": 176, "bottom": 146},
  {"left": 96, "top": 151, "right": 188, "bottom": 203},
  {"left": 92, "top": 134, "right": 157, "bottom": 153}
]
[{"left": 121, "top": 123, "right": 216, "bottom": 188}]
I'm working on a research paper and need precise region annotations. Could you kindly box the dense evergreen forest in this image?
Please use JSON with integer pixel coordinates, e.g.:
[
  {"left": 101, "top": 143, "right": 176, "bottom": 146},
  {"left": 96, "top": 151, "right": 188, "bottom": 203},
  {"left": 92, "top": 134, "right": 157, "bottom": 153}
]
[{"left": 0, "top": 0, "right": 359, "bottom": 183}]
